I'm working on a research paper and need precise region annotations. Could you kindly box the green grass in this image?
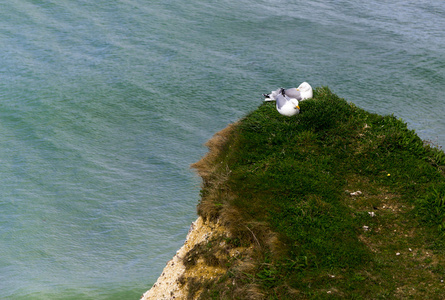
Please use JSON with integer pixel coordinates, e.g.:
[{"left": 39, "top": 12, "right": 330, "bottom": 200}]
[{"left": 190, "top": 87, "right": 445, "bottom": 299}]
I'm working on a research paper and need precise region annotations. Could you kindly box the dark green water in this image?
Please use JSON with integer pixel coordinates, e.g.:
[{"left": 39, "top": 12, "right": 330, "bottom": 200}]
[{"left": 1, "top": 1, "right": 444, "bottom": 298}]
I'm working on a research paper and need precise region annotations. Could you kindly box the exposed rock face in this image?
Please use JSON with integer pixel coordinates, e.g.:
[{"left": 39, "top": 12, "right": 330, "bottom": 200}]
[{"left": 140, "top": 217, "right": 228, "bottom": 300}]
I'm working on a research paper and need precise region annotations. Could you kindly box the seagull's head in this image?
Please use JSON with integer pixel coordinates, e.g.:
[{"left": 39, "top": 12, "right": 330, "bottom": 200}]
[
  {"left": 296, "top": 82, "right": 313, "bottom": 100},
  {"left": 291, "top": 98, "right": 300, "bottom": 111},
  {"left": 297, "top": 82, "right": 311, "bottom": 91}
]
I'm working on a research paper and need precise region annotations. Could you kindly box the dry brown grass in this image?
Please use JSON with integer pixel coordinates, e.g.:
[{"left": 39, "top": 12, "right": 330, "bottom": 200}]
[
  {"left": 191, "top": 123, "right": 237, "bottom": 222},
  {"left": 190, "top": 122, "right": 237, "bottom": 182}
]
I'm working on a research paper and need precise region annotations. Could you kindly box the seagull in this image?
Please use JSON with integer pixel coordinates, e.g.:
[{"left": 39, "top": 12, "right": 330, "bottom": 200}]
[
  {"left": 274, "top": 90, "right": 300, "bottom": 117},
  {"left": 263, "top": 82, "right": 313, "bottom": 102}
]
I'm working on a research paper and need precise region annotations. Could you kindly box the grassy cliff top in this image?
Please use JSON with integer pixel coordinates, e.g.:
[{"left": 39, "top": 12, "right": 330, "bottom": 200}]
[{"left": 190, "top": 87, "right": 445, "bottom": 299}]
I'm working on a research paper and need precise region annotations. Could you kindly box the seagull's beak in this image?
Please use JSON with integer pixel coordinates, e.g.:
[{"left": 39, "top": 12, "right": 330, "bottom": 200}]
[{"left": 296, "top": 105, "right": 300, "bottom": 110}]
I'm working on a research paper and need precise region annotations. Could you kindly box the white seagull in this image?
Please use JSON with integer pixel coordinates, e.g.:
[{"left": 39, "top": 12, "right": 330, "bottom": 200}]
[
  {"left": 264, "top": 82, "right": 313, "bottom": 102},
  {"left": 273, "top": 92, "right": 300, "bottom": 117}
]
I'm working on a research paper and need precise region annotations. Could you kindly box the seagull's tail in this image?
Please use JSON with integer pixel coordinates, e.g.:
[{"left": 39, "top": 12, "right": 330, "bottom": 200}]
[
  {"left": 263, "top": 88, "right": 283, "bottom": 101},
  {"left": 263, "top": 93, "right": 275, "bottom": 101}
]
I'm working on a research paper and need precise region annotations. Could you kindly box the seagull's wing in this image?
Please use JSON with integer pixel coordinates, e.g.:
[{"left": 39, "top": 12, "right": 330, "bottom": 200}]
[
  {"left": 284, "top": 88, "right": 302, "bottom": 100},
  {"left": 275, "top": 93, "right": 288, "bottom": 110}
]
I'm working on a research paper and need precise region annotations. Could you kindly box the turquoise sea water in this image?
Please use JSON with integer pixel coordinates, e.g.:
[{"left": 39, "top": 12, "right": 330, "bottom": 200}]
[{"left": 0, "top": 1, "right": 444, "bottom": 299}]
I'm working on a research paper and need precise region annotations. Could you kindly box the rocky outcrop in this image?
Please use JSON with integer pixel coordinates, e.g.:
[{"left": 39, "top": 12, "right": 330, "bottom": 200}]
[{"left": 140, "top": 217, "right": 229, "bottom": 300}]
